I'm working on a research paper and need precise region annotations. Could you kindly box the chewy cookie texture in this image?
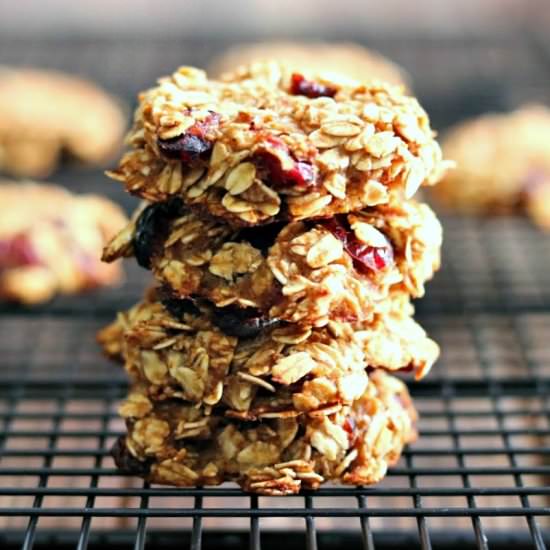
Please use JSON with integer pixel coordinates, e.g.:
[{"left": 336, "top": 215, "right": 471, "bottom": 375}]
[
  {"left": 108, "top": 63, "right": 449, "bottom": 225},
  {"left": 113, "top": 368, "right": 417, "bottom": 495},
  {"left": 102, "top": 198, "right": 442, "bottom": 327},
  {"left": 0, "top": 182, "right": 127, "bottom": 304},
  {"left": 101, "top": 60, "right": 446, "bottom": 493},
  {"left": 97, "top": 292, "right": 438, "bottom": 413}
]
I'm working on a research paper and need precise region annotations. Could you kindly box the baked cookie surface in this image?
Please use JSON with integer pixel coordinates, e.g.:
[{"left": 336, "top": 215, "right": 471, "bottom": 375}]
[
  {"left": 113, "top": 368, "right": 417, "bottom": 494},
  {"left": 103, "top": 198, "right": 442, "bottom": 326},
  {"left": 109, "top": 63, "right": 448, "bottom": 225},
  {"left": 97, "top": 290, "right": 438, "bottom": 414}
]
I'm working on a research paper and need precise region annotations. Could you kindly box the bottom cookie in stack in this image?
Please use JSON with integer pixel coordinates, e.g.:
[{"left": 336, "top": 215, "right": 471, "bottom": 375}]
[
  {"left": 112, "top": 368, "right": 417, "bottom": 495},
  {"left": 101, "top": 288, "right": 435, "bottom": 493}
]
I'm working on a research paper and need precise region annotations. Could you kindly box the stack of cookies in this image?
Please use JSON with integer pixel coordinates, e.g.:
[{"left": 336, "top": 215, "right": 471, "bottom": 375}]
[{"left": 99, "top": 62, "right": 448, "bottom": 495}]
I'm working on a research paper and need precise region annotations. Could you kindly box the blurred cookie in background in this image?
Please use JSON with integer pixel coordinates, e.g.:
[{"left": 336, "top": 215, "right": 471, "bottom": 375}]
[
  {"left": 0, "top": 67, "right": 127, "bottom": 178},
  {"left": 0, "top": 182, "right": 128, "bottom": 304},
  {"left": 208, "top": 41, "right": 410, "bottom": 88},
  {"left": 432, "top": 104, "right": 550, "bottom": 230}
]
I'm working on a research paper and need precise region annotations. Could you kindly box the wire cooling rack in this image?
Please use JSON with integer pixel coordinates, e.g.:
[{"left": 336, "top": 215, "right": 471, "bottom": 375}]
[{"left": 1, "top": 32, "right": 550, "bottom": 549}]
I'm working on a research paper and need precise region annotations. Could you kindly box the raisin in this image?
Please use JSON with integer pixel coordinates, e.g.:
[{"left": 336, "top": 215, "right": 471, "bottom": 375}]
[
  {"left": 133, "top": 198, "right": 182, "bottom": 269},
  {"left": 212, "top": 305, "right": 280, "bottom": 338},
  {"left": 155, "top": 285, "right": 200, "bottom": 318},
  {"left": 111, "top": 436, "right": 151, "bottom": 475},
  {"left": 164, "top": 297, "right": 201, "bottom": 319}
]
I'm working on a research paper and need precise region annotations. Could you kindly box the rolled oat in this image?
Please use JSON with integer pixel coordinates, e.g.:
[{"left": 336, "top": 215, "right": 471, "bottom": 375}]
[
  {"left": 113, "top": 369, "right": 417, "bottom": 495},
  {"left": 103, "top": 199, "right": 441, "bottom": 326}
]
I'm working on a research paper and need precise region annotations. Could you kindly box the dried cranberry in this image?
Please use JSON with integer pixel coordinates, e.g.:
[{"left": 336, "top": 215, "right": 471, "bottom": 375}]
[
  {"left": 254, "top": 141, "right": 315, "bottom": 190},
  {"left": 156, "top": 286, "right": 201, "bottom": 318},
  {"left": 134, "top": 198, "right": 183, "bottom": 269},
  {"left": 157, "top": 112, "right": 220, "bottom": 163},
  {"left": 284, "top": 161, "right": 315, "bottom": 187},
  {"left": 111, "top": 436, "right": 151, "bottom": 475},
  {"left": 320, "top": 217, "right": 394, "bottom": 274},
  {"left": 0, "top": 233, "right": 40, "bottom": 269},
  {"left": 212, "top": 305, "right": 280, "bottom": 338},
  {"left": 343, "top": 416, "right": 358, "bottom": 445},
  {"left": 290, "top": 73, "right": 337, "bottom": 99},
  {"left": 319, "top": 218, "right": 348, "bottom": 243}
]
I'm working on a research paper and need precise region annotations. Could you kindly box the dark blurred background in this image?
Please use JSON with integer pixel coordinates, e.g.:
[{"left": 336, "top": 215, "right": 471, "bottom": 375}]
[
  {"left": 1, "top": 0, "right": 549, "bottom": 135},
  {"left": 1, "top": 0, "right": 549, "bottom": 38}
]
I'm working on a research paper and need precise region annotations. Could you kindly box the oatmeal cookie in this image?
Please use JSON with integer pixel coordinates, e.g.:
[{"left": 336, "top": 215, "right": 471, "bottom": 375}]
[
  {"left": 97, "top": 291, "right": 437, "bottom": 415},
  {"left": 112, "top": 368, "right": 417, "bottom": 494},
  {"left": 433, "top": 104, "right": 550, "bottom": 229},
  {"left": 208, "top": 41, "right": 410, "bottom": 88},
  {"left": 0, "top": 67, "right": 126, "bottom": 177},
  {"left": 108, "top": 63, "right": 448, "bottom": 225},
  {"left": 0, "top": 182, "right": 127, "bottom": 304},
  {"left": 102, "top": 199, "right": 441, "bottom": 326},
  {"left": 98, "top": 296, "right": 369, "bottom": 412}
]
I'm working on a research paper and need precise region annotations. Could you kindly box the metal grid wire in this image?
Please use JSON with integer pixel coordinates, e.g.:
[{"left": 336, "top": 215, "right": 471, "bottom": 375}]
[{"left": 1, "top": 33, "right": 550, "bottom": 549}]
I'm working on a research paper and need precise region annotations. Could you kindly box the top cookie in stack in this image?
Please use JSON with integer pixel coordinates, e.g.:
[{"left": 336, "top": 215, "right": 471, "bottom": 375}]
[
  {"left": 101, "top": 62, "right": 448, "bottom": 494},
  {"left": 108, "top": 63, "right": 446, "bottom": 225}
]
